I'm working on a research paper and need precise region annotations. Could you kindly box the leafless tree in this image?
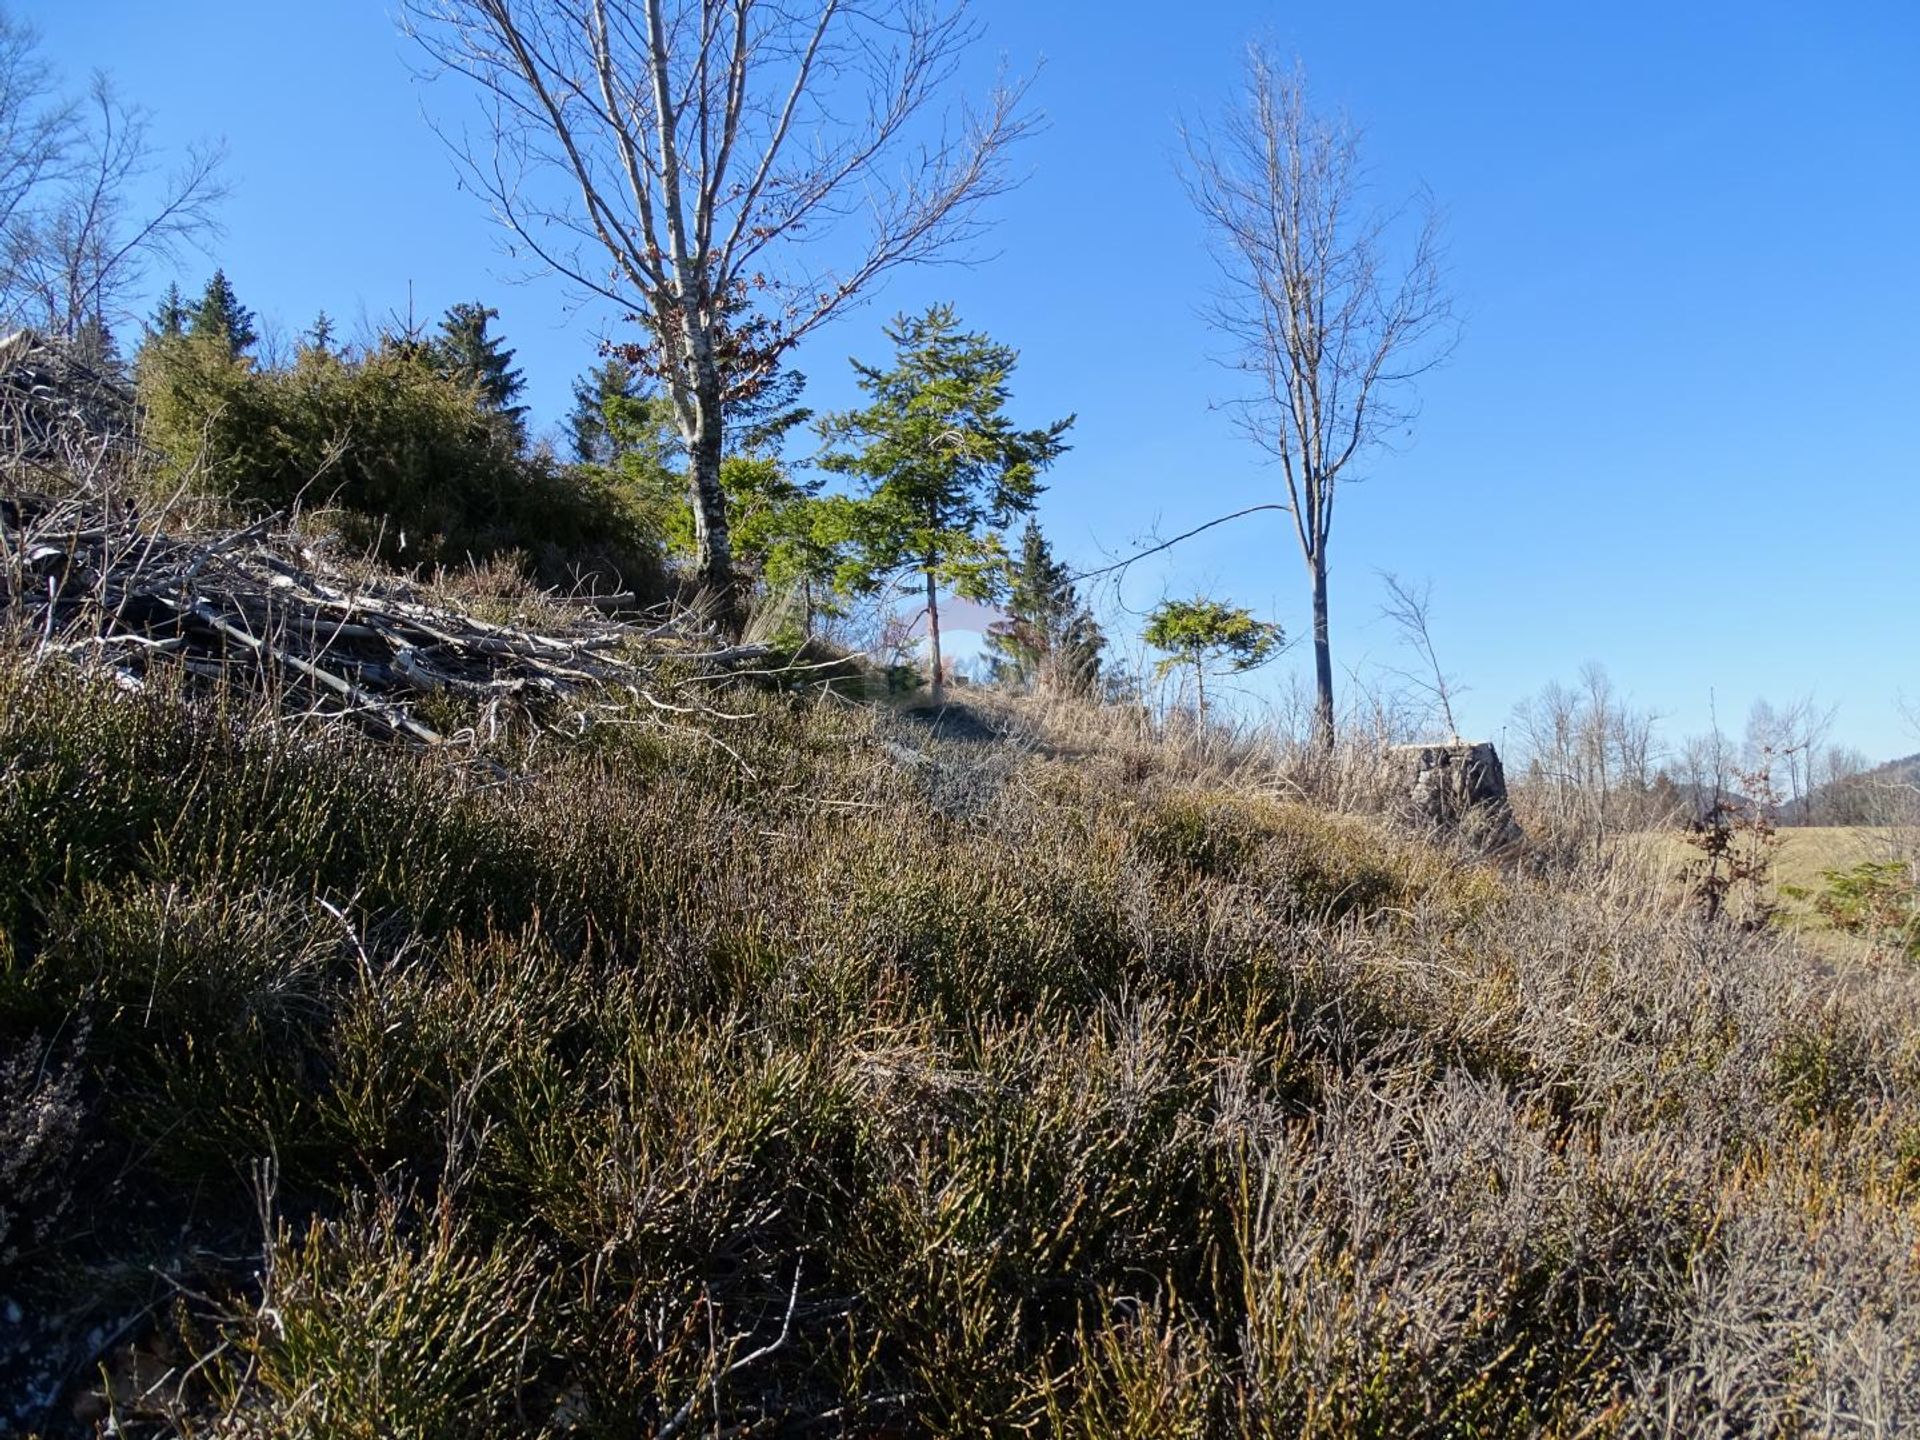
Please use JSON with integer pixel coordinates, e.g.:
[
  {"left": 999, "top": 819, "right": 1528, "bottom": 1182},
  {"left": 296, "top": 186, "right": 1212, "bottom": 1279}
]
[
  {"left": 403, "top": 0, "right": 1032, "bottom": 627},
  {"left": 1744, "top": 695, "right": 1835, "bottom": 826},
  {"left": 1679, "top": 726, "right": 1736, "bottom": 815},
  {"left": 1809, "top": 744, "right": 1873, "bottom": 825},
  {"left": 1377, "top": 570, "right": 1459, "bottom": 740},
  {"left": 0, "top": 17, "right": 225, "bottom": 353},
  {"left": 1510, "top": 664, "right": 1665, "bottom": 857},
  {"left": 0, "top": 13, "right": 73, "bottom": 250},
  {"left": 1182, "top": 49, "right": 1454, "bottom": 748}
]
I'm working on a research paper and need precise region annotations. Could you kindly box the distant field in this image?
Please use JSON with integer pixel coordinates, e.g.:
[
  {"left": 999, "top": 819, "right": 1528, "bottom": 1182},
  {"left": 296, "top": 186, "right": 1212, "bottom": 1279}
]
[{"left": 1647, "top": 825, "right": 1909, "bottom": 957}]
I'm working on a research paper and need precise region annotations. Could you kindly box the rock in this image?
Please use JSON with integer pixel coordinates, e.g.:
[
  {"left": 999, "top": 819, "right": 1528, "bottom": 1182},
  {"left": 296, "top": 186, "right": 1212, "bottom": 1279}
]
[{"left": 1387, "top": 741, "right": 1525, "bottom": 854}]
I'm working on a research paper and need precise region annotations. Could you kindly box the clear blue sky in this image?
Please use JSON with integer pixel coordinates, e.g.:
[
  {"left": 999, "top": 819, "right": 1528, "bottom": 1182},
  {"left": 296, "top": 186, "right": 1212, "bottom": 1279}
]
[{"left": 25, "top": 1, "right": 1920, "bottom": 760}]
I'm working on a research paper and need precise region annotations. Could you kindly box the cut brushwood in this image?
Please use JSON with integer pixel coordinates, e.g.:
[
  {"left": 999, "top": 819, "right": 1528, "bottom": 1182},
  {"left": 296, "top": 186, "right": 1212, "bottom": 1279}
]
[{"left": 1, "top": 491, "right": 769, "bottom": 757}]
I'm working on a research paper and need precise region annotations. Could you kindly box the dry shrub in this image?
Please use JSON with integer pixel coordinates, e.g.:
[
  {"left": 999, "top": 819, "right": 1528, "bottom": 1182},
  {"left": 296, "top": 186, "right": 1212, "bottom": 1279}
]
[{"left": 6, "top": 639, "right": 1920, "bottom": 1436}]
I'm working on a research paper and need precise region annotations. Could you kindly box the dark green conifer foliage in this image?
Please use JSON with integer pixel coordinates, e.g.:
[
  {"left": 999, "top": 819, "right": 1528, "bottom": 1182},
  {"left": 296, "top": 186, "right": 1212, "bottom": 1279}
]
[
  {"left": 434, "top": 301, "right": 527, "bottom": 445},
  {"left": 72, "top": 313, "right": 121, "bottom": 373},
  {"left": 820, "top": 305, "right": 1072, "bottom": 701},
  {"left": 148, "top": 283, "right": 188, "bottom": 339},
  {"left": 304, "top": 311, "right": 337, "bottom": 356},
  {"left": 137, "top": 330, "right": 662, "bottom": 594},
  {"left": 189, "top": 269, "right": 257, "bottom": 358},
  {"left": 987, "top": 518, "right": 1104, "bottom": 693},
  {"left": 566, "top": 354, "right": 643, "bottom": 465},
  {"left": 726, "top": 364, "right": 811, "bottom": 456}
]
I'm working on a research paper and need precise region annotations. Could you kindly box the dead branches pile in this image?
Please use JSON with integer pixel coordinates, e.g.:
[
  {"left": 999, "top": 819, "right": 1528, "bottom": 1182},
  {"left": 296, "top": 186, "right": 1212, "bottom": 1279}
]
[
  {"left": 0, "top": 330, "right": 140, "bottom": 464},
  {"left": 1, "top": 489, "right": 766, "bottom": 754}
]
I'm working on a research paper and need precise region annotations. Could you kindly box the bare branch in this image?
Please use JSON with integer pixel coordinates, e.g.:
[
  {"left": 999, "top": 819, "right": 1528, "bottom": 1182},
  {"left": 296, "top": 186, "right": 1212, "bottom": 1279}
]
[
  {"left": 1377, "top": 570, "right": 1461, "bottom": 740},
  {"left": 0, "top": 43, "right": 226, "bottom": 344},
  {"left": 1063, "top": 502, "right": 1291, "bottom": 589}
]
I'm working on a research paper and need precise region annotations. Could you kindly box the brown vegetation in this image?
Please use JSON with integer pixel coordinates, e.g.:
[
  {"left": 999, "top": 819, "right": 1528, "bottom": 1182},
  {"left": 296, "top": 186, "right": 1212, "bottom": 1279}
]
[{"left": 6, "top": 587, "right": 1920, "bottom": 1433}]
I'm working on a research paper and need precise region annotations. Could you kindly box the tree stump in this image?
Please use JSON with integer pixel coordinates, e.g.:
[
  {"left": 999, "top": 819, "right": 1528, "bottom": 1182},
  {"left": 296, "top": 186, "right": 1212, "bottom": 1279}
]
[{"left": 1386, "top": 741, "right": 1525, "bottom": 854}]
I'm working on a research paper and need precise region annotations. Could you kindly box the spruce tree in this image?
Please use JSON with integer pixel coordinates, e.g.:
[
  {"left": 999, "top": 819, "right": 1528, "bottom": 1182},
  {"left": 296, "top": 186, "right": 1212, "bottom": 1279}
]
[
  {"left": 189, "top": 269, "right": 257, "bottom": 358},
  {"left": 148, "top": 283, "right": 188, "bottom": 339},
  {"left": 434, "top": 301, "right": 527, "bottom": 445},
  {"left": 819, "top": 305, "right": 1072, "bottom": 703},
  {"left": 304, "top": 311, "right": 337, "bottom": 355},
  {"left": 71, "top": 313, "right": 122, "bottom": 373},
  {"left": 566, "top": 354, "right": 643, "bottom": 464},
  {"left": 725, "top": 363, "right": 811, "bottom": 456},
  {"left": 986, "top": 518, "right": 1104, "bottom": 693}
]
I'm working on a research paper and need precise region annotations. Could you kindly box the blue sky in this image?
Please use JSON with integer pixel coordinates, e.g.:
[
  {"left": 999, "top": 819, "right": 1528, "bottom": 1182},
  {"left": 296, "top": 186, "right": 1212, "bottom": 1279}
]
[{"left": 25, "top": 1, "right": 1920, "bottom": 760}]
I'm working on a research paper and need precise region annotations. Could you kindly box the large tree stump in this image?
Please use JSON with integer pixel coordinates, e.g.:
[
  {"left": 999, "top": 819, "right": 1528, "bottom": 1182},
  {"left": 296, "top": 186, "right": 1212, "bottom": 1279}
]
[{"left": 1386, "top": 741, "right": 1525, "bottom": 854}]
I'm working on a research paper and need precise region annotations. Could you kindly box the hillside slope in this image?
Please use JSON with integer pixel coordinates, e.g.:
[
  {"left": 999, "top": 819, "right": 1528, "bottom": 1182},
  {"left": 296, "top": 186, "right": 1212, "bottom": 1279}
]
[{"left": 5, "top": 647, "right": 1920, "bottom": 1436}]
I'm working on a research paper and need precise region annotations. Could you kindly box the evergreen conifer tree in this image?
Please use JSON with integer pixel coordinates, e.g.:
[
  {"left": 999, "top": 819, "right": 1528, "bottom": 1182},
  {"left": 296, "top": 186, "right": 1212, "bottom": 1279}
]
[
  {"left": 1143, "top": 597, "right": 1284, "bottom": 723},
  {"left": 71, "top": 312, "right": 122, "bottom": 373},
  {"left": 148, "top": 283, "right": 188, "bottom": 339},
  {"left": 986, "top": 518, "right": 1104, "bottom": 693},
  {"left": 820, "top": 306, "right": 1072, "bottom": 703},
  {"left": 304, "top": 311, "right": 337, "bottom": 355},
  {"left": 434, "top": 301, "right": 527, "bottom": 445},
  {"left": 189, "top": 269, "right": 257, "bottom": 358},
  {"left": 566, "top": 354, "right": 643, "bottom": 464},
  {"left": 725, "top": 364, "right": 811, "bottom": 457}
]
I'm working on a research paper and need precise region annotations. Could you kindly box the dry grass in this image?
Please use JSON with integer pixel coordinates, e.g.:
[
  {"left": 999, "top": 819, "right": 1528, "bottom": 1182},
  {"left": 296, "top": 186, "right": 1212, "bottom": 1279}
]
[
  {"left": 5, "top": 644, "right": 1920, "bottom": 1435},
  {"left": 1638, "top": 825, "right": 1913, "bottom": 961}
]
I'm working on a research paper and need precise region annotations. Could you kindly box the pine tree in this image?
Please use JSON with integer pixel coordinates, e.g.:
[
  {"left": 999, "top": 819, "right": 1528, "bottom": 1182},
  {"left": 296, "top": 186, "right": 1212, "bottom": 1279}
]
[
  {"left": 820, "top": 305, "right": 1073, "bottom": 704},
  {"left": 434, "top": 301, "right": 527, "bottom": 445},
  {"left": 986, "top": 518, "right": 1104, "bottom": 693},
  {"left": 566, "top": 354, "right": 643, "bottom": 464},
  {"left": 148, "top": 283, "right": 188, "bottom": 339},
  {"left": 1143, "top": 597, "right": 1284, "bottom": 724},
  {"left": 189, "top": 269, "right": 257, "bottom": 358}
]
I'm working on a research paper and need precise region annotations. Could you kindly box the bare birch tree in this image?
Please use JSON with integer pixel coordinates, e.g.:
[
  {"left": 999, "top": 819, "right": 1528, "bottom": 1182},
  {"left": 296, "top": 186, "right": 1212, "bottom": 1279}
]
[
  {"left": 0, "top": 17, "right": 225, "bottom": 352},
  {"left": 403, "top": 0, "right": 1031, "bottom": 627},
  {"left": 1510, "top": 665, "right": 1664, "bottom": 857},
  {"left": 1183, "top": 49, "right": 1453, "bottom": 747}
]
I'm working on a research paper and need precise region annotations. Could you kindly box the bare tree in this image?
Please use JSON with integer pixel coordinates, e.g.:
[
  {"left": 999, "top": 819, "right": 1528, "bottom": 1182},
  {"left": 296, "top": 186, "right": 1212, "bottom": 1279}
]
[
  {"left": 1377, "top": 571, "right": 1460, "bottom": 740},
  {"left": 0, "top": 16, "right": 226, "bottom": 352},
  {"left": 1679, "top": 727, "right": 1735, "bottom": 816},
  {"left": 1183, "top": 49, "right": 1453, "bottom": 747},
  {"left": 1, "top": 75, "right": 226, "bottom": 353},
  {"left": 0, "top": 13, "right": 74, "bottom": 251},
  {"left": 1744, "top": 695, "right": 1835, "bottom": 826},
  {"left": 1810, "top": 744, "right": 1872, "bottom": 826},
  {"left": 403, "top": 0, "right": 1032, "bottom": 627},
  {"left": 1510, "top": 665, "right": 1664, "bottom": 857}
]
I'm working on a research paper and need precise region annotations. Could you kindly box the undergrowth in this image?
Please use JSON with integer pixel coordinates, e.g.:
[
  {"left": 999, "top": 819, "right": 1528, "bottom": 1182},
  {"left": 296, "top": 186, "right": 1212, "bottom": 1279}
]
[{"left": 4, "top": 653, "right": 1920, "bottom": 1436}]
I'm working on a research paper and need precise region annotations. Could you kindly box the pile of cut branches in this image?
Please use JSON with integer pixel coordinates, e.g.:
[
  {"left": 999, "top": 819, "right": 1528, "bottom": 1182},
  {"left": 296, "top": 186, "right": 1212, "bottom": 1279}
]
[
  {"left": 0, "top": 330, "right": 140, "bottom": 463},
  {"left": 1, "top": 489, "right": 765, "bottom": 754}
]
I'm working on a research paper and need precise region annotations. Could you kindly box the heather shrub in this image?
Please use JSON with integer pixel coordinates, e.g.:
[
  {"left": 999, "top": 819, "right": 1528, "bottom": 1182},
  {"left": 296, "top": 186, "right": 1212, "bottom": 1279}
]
[
  {"left": 6, "top": 652, "right": 1920, "bottom": 1435},
  {"left": 0, "top": 1034, "right": 87, "bottom": 1279}
]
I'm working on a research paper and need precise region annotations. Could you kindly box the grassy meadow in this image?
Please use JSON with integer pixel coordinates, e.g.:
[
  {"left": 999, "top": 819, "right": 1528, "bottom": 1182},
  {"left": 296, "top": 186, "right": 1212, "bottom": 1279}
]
[{"left": 1640, "top": 826, "right": 1912, "bottom": 963}]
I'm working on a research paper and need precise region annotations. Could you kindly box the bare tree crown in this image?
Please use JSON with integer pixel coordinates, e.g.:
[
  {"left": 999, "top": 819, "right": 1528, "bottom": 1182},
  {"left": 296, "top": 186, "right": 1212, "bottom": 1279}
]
[
  {"left": 1182, "top": 49, "right": 1452, "bottom": 562},
  {"left": 1181, "top": 46, "right": 1454, "bottom": 744},
  {"left": 405, "top": 0, "right": 1031, "bottom": 613},
  {"left": 0, "top": 14, "right": 225, "bottom": 343},
  {"left": 404, "top": 0, "right": 1029, "bottom": 381}
]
